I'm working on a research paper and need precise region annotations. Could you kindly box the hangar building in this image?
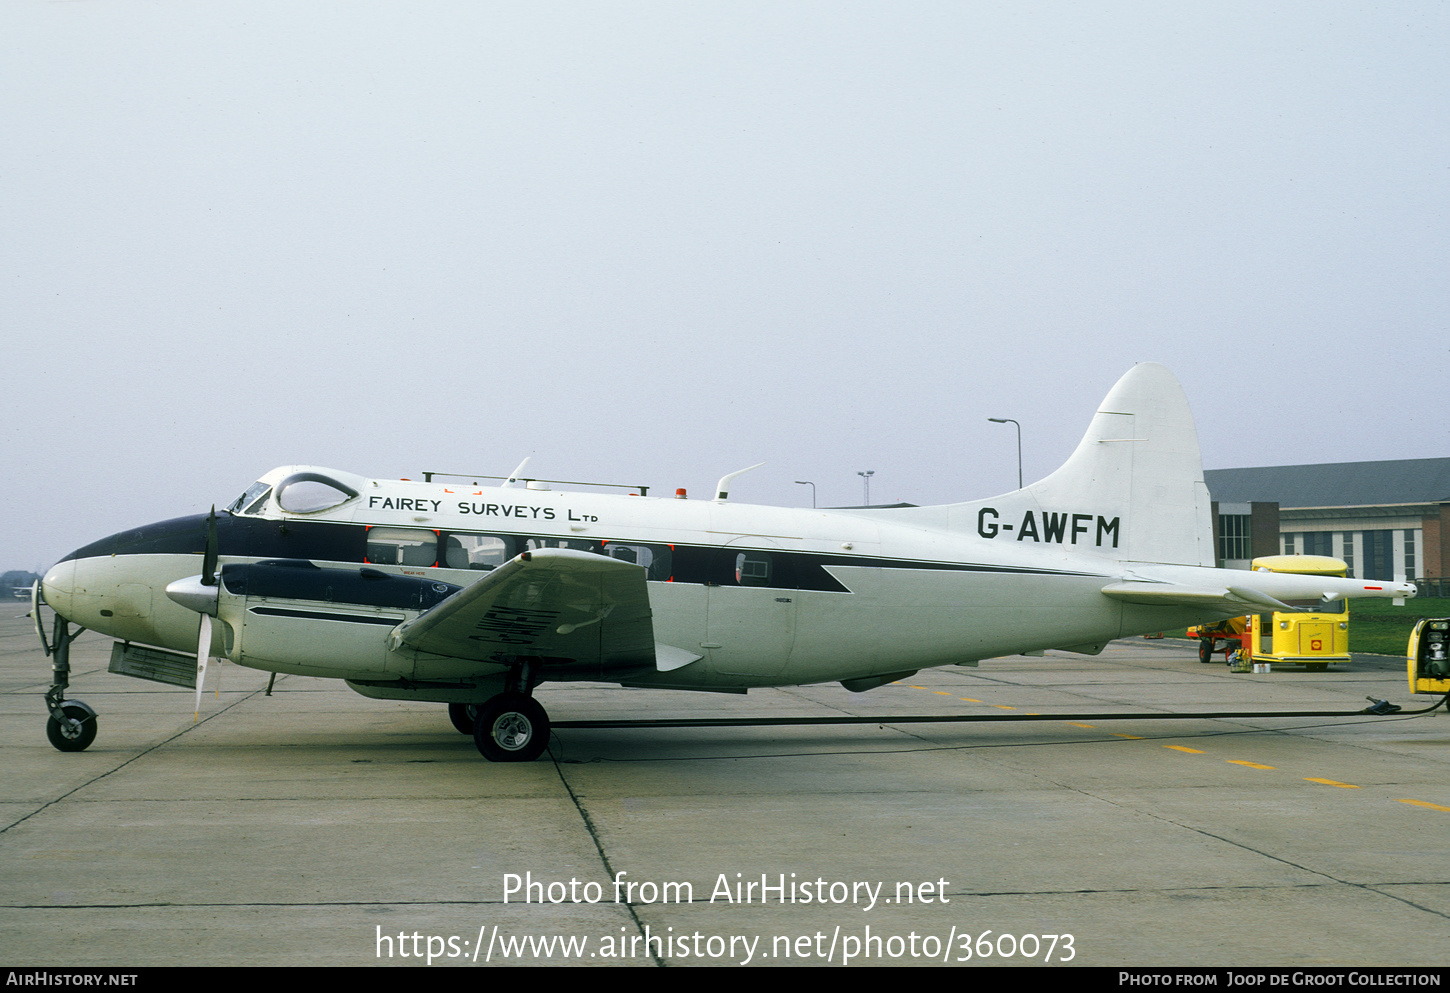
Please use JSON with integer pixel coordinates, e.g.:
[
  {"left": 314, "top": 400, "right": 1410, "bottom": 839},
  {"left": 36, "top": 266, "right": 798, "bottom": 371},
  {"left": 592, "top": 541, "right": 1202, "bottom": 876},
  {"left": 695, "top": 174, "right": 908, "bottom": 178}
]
[{"left": 1203, "top": 458, "right": 1450, "bottom": 590}]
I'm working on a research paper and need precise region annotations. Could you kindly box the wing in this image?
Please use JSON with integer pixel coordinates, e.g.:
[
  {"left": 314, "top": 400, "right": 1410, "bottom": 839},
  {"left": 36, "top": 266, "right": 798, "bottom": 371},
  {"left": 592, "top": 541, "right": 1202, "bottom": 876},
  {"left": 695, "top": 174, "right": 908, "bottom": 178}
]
[{"left": 386, "top": 548, "right": 657, "bottom": 667}]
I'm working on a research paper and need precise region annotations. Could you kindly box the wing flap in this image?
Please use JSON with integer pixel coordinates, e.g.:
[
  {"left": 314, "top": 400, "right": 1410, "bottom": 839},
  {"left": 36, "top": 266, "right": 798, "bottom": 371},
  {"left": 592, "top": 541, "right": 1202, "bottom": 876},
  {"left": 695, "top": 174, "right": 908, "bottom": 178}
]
[{"left": 387, "top": 548, "right": 655, "bottom": 666}]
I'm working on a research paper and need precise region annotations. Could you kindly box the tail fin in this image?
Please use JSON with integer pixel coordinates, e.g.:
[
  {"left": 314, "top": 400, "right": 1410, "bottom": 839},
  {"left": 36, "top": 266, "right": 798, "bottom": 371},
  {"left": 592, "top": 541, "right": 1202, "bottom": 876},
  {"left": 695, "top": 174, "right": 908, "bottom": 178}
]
[
  {"left": 879, "top": 363, "right": 1215, "bottom": 567},
  {"left": 1021, "top": 362, "right": 1214, "bottom": 567}
]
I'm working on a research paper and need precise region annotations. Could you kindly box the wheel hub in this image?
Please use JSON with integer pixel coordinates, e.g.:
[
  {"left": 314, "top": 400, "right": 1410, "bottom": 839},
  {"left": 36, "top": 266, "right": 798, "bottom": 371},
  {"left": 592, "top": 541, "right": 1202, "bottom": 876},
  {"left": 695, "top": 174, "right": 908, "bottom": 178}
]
[{"left": 492, "top": 712, "right": 533, "bottom": 751}]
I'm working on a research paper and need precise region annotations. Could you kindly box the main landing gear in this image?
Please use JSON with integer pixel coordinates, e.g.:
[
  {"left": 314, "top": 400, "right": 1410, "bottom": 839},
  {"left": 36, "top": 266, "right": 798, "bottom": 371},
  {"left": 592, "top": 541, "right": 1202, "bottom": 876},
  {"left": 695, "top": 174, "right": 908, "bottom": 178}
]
[{"left": 447, "top": 689, "right": 552, "bottom": 763}]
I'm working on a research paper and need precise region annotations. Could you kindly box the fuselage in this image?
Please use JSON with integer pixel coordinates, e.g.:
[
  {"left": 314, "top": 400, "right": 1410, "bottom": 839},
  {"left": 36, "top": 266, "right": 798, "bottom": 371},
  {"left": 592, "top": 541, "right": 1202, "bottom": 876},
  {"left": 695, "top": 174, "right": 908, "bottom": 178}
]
[{"left": 41, "top": 465, "right": 1220, "bottom": 697}]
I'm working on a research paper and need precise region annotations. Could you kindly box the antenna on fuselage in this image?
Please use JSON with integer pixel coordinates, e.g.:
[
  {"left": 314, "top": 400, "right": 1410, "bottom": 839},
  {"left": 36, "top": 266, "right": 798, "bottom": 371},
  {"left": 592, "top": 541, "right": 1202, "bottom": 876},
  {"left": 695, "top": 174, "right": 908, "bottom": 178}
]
[
  {"left": 713, "top": 463, "right": 765, "bottom": 502},
  {"left": 501, "top": 457, "right": 531, "bottom": 488}
]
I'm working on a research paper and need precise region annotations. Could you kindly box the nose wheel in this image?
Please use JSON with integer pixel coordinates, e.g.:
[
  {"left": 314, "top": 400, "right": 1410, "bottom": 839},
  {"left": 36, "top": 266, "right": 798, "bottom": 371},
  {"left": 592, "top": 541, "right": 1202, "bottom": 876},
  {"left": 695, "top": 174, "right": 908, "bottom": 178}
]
[
  {"left": 46, "top": 700, "right": 98, "bottom": 752},
  {"left": 473, "top": 693, "right": 550, "bottom": 762}
]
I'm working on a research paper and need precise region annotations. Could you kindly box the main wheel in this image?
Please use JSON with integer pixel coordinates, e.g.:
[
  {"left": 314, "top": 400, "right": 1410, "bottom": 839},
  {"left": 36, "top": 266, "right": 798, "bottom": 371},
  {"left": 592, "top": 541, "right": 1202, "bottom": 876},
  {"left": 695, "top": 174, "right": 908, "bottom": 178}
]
[
  {"left": 1199, "top": 639, "right": 1215, "bottom": 663},
  {"left": 448, "top": 703, "right": 477, "bottom": 735},
  {"left": 473, "top": 693, "right": 550, "bottom": 762},
  {"left": 46, "top": 701, "right": 97, "bottom": 752}
]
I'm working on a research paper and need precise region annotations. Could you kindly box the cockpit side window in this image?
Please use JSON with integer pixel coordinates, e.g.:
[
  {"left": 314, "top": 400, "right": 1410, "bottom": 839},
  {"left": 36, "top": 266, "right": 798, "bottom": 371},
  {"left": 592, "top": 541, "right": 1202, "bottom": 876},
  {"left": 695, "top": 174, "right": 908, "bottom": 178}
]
[{"left": 275, "top": 472, "right": 360, "bottom": 514}]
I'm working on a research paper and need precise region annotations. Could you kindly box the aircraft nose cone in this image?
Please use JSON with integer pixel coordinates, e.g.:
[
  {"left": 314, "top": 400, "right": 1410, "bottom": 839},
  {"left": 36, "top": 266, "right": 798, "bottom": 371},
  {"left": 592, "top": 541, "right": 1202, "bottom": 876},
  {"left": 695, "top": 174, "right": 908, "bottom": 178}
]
[{"left": 41, "top": 561, "right": 76, "bottom": 616}]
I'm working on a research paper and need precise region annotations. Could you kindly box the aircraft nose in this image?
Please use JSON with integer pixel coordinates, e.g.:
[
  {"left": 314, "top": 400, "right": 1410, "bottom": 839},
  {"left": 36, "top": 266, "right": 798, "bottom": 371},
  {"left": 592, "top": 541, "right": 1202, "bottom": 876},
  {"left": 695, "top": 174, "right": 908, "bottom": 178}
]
[{"left": 41, "top": 561, "right": 77, "bottom": 617}]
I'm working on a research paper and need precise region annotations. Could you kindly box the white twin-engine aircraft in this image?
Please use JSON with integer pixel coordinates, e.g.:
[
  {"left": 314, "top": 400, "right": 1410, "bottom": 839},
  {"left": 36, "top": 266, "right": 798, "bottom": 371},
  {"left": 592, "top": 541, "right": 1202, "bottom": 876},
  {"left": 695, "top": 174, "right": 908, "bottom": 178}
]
[{"left": 37, "top": 364, "right": 1415, "bottom": 761}]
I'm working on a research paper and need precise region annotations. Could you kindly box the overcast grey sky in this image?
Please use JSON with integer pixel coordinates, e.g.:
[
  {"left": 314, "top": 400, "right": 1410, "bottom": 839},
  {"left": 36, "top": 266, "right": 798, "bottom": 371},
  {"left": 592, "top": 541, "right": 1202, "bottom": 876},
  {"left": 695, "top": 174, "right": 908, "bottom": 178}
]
[{"left": 4, "top": 2, "right": 1447, "bottom": 571}]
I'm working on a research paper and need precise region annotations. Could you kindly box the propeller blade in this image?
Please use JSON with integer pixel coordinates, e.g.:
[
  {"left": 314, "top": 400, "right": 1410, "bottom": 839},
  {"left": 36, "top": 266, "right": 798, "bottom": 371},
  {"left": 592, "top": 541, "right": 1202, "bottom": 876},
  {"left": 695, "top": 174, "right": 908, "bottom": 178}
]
[
  {"left": 194, "top": 613, "right": 211, "bottom": 722},
  {"left": 201, "top": 507, "right": 219, "bottom": 587}
]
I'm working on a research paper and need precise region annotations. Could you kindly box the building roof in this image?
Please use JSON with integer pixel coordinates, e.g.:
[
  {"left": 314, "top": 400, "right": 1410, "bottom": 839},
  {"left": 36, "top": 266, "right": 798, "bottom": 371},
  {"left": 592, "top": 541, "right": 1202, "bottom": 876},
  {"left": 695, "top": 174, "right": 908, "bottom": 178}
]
[{"left": 1204, "top": 458, "right": 1450, "bottom": 509}]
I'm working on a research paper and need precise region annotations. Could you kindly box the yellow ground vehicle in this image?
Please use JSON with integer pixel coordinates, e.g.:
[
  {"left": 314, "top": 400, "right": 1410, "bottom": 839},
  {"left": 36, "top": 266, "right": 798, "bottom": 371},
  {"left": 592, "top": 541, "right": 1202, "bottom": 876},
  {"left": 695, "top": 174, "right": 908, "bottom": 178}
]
[
  {"left": 1245, "top": 555, "right": 1351, "bottom": 670},
  {"left": 1189, "top": 555, "right": 1351, "bottom": 670},
  {"left": 1407, "top": 618, "right": 1450, "bottom": 695}
]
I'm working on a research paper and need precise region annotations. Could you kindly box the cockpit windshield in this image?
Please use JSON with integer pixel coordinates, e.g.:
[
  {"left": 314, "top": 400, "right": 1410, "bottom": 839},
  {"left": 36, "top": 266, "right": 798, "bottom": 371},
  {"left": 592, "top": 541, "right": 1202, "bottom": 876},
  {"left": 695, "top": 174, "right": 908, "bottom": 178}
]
[
  {"left": 226, "top": 469, "right": 362, "bottom": 517},
  {"left": 227, "top": 481, "right": 272, "bottom": 516}
]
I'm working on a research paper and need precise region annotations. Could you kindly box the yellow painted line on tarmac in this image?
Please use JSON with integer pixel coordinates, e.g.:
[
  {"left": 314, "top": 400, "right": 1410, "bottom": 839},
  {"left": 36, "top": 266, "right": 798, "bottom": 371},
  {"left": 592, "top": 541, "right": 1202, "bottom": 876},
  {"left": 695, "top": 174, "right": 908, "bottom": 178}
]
[
  {"left": 1305, "top": 778, "right": 1360, "bottom": 789},
  {"left": 1395, "top": 798, "right": 1450, "bottom": 813},
  {"left": 1227, "top": 760, "right": 1276, "bottom": 770},
  {"left": 992, "top": 705, "right": 1016, "bottom": 710},
  {"left": 1113, "top": 734, "right": 1144, "bottom": 739},
  {"left": 1164, "top": 745, "right": 1205, "bottom": 754},
  {"left": 958, "top": 698, "right": 983, "bottom": 703},
  {"left": 933, "top": 691, "right": 953, "bottom": 697},
  {"left": 1067, "top": 723, "right": 1097, "bottom": 729}
]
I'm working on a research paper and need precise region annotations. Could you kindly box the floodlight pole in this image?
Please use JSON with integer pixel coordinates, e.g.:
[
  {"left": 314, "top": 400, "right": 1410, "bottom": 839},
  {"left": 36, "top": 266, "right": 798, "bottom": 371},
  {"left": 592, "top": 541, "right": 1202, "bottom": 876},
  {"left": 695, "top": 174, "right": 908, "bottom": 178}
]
[
  {"left": 857, "top": 470, "right": 874, "bottom": 506},
  {"left": 795, "top": 480, "right": 817, "bottom": 509}
]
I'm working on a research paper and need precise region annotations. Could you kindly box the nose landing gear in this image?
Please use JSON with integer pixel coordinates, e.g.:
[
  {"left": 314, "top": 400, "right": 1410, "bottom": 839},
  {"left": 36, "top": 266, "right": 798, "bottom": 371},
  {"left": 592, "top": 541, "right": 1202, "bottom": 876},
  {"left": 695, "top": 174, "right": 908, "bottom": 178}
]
[
  {"left": 39, "top": 602, "right": 97, "bottom": 753},
  {"left": 46, "top": 701, "right": 98, "bottom": 752}
]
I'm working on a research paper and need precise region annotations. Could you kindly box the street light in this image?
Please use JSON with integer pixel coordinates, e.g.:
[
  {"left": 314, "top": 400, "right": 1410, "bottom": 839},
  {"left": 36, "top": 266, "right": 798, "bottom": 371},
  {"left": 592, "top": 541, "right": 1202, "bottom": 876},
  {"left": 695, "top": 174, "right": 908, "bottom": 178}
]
[
  {"left": 794, "top": 480, "right": 817, "bottom": 508},
  {"left": 988, "top": 418, "right": 1022, "bottom": 490},
  {"left": 857, "top": 470, "right": 875, "bottom": 506}
]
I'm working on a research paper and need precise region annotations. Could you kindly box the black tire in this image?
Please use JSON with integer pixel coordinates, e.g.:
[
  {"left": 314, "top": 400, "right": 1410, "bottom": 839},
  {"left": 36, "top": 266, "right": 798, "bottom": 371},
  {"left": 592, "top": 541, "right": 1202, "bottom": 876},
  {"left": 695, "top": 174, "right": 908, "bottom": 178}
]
[
  {"left": 46, "top": 701, "right": 97, "bottom": 752},
  {"left": 448, "top": 703, "right": 477, "bottom": 735},
  {"left": 1199, "top": 639, "right": 1215, "bottom": 663},
  {"left": 473, "top": 693, "right": 549, "bottom": 762}
]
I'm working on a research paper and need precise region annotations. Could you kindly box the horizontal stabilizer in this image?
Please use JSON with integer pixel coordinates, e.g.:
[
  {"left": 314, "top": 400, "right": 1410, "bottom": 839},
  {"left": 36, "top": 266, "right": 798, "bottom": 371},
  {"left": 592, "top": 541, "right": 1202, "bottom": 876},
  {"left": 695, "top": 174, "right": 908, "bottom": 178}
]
[
  {"left": 1103, "top": 573, "right": 1416, "bottom": 614},
  {"left": 1101, "top": 582, "right": 1290, "bottom": 613}
]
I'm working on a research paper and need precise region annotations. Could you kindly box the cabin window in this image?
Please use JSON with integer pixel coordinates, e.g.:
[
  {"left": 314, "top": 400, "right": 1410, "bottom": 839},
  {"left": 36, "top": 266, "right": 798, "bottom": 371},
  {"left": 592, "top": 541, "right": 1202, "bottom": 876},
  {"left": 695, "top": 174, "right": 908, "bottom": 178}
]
[
  {"left": 365, "top": 526, "right": 439, "bottom": 567},
  {"left": 525, "top": 537, "right": 602, "bottom": 553},
  {"left": 444, "top": 534, "right": 511, "bottom": 570},
  {"left": 603, "top": 541, "right": 673, "bottom": 582},
  {"left": 275, "top": 472, "right": 359, "bottom": 514},
  {"left": 735, "top": 551, "right": 771, "bottom": 586}
]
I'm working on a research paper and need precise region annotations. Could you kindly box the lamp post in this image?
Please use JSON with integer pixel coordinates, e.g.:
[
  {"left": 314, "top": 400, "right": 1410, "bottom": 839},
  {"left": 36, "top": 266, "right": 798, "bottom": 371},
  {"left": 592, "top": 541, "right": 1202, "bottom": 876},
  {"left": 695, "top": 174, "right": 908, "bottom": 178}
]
[
  {"left": 857, "top": 470, "right": 875, "bottom": 506},
  {"left": 988, "top": 418, "right": 1022, "bottom": 490},
  {"left": 795, "top": 480, "right": 817, "bottom": 509}
]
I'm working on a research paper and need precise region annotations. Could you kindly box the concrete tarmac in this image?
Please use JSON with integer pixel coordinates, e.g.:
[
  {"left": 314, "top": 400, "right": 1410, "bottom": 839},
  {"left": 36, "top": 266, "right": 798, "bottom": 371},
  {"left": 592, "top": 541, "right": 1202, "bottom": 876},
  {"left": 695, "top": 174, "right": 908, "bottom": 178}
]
[{"left": 2, "top": 603, "right": 1447, "bottom": 968}]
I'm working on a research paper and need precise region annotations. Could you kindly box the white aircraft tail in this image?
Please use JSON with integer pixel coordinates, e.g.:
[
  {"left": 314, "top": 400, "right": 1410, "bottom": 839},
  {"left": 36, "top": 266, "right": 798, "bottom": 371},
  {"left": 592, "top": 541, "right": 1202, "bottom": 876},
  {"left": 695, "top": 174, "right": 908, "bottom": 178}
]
[
  {"left": 1020, "top": 362, "right": 1215, "bottom": 567},
  {"left": 884, "top": 363, "right": 1216, "bottom": 567}
]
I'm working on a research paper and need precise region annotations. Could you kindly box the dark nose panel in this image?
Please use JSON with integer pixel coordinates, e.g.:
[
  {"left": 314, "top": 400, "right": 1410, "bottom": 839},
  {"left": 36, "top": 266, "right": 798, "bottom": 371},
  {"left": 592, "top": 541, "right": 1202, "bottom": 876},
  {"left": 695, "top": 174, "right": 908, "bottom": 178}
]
[{"left": 60, "top": 514, "right": 211, "bottom": 563}]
